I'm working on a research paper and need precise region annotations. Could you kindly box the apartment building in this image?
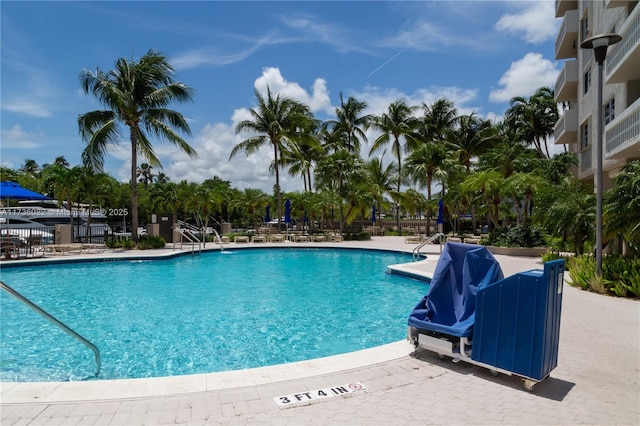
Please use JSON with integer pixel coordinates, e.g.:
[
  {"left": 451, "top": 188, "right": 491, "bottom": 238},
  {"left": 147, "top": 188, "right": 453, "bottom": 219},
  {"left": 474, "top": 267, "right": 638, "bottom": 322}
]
[{"left": 554, "top": 0, "right": 639, "bottom": 190}]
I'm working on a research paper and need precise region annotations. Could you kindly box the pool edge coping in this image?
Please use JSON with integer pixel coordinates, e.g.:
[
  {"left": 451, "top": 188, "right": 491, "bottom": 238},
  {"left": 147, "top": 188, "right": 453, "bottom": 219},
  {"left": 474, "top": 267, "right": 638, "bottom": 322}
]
[
  {"left": 1, "top": 241, "right": 438, "bottom": 404},
  {"left": 0, "top": 341, "right": 414, "bottom": 404}
]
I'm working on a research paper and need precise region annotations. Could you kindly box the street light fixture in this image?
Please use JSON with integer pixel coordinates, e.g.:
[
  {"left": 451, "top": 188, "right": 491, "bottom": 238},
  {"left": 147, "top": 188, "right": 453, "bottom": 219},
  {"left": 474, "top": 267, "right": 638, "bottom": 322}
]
[{"left": 580, "top": 33, "right": 622, "bottom": 277}]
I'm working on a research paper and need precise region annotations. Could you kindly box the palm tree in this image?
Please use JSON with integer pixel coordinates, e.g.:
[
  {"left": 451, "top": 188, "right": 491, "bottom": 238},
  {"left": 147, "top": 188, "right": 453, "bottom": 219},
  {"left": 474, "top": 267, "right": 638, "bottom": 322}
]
[
  {"left": 421, "top": 98, "right": 458, "bottom": 143},
  {"left": 405, "top": 143, "right": 448, "bottom": 234},
  {"left": 19, "top": 159, "right": 40, "bottom": 177},
  {"left": 75, "top": 167, "right": 110, "bottom": 241},
  {"left": 47, "top": 165, "right": 80, "bottom": 228},
  {"left": 229, "top": 188, "right": 269, "bottom": 231},
  {"left": 137, "top": 163, "right": 155, "bottom": 186},
  {"left": 480, "top": 140, "right": 539, "bottom": 178},
  {"left": 503, "top": 172, "right": 544, "bottom": 226},
  {"left": 460, "top": 170, "right": 504, "bottom": 230},
  {"left": 604, "top": 160, "right": 640, "bottom": 255},
  {"left": 78, "top": 49, "right": 198, "bottom": 242},
  {"left": 505, "top": 87, "right": 558, "bottom": 159},
  {"left": 323, "top": 93, "right": 372, "bottom": 154},
  {"left": 279, "top": 119, "right": 323, "bottom": 192},
  {"left": 448, "top": 113, "right": 497, "bottom": 174},
  {"left": 231, "top": 87, "right": 311, "bottom": 228},
  {"left": 368, "top": 99, "right": 419, "bottom": 231},
  {"left": 314, "top": 151, "right": 365, "bottom": 233},
  {"left": 536, "top": 177, "right": 594, "bottom": 254},
  {"left": 53, "top": 156, "right": 70, "bottom": 169},
  {"left": 363, "top": 156, "right": 395, "bottom": 223},
  {"left": 542, "top": 151, "right": 579, "bottom": 185}
]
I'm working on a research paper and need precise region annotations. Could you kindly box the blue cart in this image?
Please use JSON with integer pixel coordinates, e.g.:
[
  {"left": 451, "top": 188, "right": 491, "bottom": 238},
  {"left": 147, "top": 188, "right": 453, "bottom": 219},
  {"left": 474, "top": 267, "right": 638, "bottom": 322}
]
[{"left": 408, "top": 242, "right": 565, "bottom": 391}]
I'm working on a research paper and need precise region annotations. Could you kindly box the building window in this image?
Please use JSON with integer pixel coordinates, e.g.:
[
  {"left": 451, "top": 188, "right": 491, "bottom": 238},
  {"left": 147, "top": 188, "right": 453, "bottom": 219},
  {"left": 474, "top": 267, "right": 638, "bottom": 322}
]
[
  {"left": 581, "top": 15, "right": 590, "bottom": 42},
  {"left": 584, "top": 68, "right": 591, "bottom": 94},
  {"left": 581, "top": 120, "right": 590, "bottom": 150},
  {"left": 604, "top": 98, "right": 615, "bottom": 125}
]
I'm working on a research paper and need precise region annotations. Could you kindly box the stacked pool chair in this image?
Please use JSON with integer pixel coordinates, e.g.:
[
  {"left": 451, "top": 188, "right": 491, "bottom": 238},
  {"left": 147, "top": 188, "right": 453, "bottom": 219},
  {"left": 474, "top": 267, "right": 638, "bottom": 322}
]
[{"left": 408, "top": 242, "right": 565, "bottom": 392}]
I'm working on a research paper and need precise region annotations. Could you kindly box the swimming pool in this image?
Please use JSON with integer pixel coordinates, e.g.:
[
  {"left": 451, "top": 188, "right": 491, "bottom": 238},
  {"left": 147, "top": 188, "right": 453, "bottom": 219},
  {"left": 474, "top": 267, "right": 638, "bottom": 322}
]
[{"left": 0, "top": 248, "right": 428, "bottom": 382}]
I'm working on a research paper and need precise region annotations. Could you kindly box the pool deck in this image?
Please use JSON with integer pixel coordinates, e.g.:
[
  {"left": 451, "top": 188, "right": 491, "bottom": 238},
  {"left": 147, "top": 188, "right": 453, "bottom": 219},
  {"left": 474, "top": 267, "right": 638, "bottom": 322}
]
[{"left": 1, "top": 237, "right": 639, "bottom": 425}]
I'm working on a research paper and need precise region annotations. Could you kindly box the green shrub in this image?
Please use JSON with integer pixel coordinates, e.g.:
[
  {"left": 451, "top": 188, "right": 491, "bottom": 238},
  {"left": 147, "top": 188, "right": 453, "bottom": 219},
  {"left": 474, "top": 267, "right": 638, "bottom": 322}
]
[
  {"left": 137, "top": 235, "right": 166, "bottom": 250},
  {"left": 602, "top": 255, "right": 640, "bottom": 298},
  {"left": 485, "top": 225, "right": 546, "bottom": 248},
  {"left": 541, "top": 251, "right": 564, "bottom": 263},
  {"left": 343, "top": 232, "right": 371, "bottom": 241},
  {"left": 567, "top": 254, "right": 640, "bottom": 298},
  {"left": 106, "top": 238, "right": 136, "bottom": 249}
]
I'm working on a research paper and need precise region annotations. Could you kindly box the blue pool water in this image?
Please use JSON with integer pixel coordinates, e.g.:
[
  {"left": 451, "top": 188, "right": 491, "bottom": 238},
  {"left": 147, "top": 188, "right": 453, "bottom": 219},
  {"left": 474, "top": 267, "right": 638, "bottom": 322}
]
[{"left": 0, "top": 248, "right": 428, "bottom": 382}]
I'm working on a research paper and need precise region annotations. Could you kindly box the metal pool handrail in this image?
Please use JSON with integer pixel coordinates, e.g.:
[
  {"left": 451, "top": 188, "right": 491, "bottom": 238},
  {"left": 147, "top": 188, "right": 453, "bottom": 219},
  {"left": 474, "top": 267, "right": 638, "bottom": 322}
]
[
  {"left": 0, "top": 280, "right": 101, "bottom": 377},
  {"left": 412, "top": 233, "right": 445, "bottom": 261}
]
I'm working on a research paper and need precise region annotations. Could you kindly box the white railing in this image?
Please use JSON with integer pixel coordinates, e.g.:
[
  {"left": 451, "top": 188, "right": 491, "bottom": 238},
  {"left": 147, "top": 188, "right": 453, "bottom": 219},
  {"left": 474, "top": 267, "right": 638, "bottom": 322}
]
[
  {"left": 606, "top": 97, "right": 640, "bottom": 156},
  {"left": 606, "top": 5, "right": 639, "bottom": 76}
]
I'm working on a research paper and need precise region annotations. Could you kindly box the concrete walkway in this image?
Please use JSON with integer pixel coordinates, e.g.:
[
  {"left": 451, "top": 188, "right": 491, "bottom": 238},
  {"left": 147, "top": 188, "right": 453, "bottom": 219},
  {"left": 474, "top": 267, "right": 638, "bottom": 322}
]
[{"left": 1, "top": 237, "right": 638, "bottom": 425}]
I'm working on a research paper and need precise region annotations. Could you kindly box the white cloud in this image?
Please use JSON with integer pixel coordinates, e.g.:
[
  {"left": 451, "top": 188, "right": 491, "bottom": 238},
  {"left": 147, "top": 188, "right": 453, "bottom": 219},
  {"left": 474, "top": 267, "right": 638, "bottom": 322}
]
[
  {"left": 489, "top": 53, "right": 559, "bottom": 103},
  {"left": 254, "top": 67, "right": 333, "bottom": 115},
  {"left": 162, "top": 110, "right": 302, "bottom": 192},
  {"left": 106, "top": 68, "right": 331, "bottom": 192},
  {"left": 155, "top": 69, "right": 491, "bottom": 192},
  {"left": 353, "top": 85, "right": 479, "bottom": 117},
  {"left": 172, "top": 32, "right": 290, "bottom": 70},
  {"left": 495, "top": 2, "right": 558, "bottom": 44},
  {"left": 279, "top": 14, "right": 370, "bottom": 55},
  {"left": 0, "top": 125, "right": 42, "bottom": 149},
  {"left": 383, "top": 20, "right": 488, "bottom": 52},
  {"left": 2, "top": 100, "right": 52, "bottom": 118}
]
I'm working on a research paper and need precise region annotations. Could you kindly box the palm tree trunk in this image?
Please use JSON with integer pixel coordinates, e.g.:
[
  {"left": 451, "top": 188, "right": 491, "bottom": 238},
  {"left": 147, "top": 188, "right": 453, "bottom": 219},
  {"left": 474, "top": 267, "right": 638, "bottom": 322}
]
[
  {"left": 273, "top": 142, "right": 282, "bottom": 229},
  {"left": 426, "top": 174, "right": 432, "bottom": 236},
  {"left": 395, "top": 142, "right": 402, "bottom": 232},
  {"left": 130, "top": 130, "right": 139, "bottom": 243}
]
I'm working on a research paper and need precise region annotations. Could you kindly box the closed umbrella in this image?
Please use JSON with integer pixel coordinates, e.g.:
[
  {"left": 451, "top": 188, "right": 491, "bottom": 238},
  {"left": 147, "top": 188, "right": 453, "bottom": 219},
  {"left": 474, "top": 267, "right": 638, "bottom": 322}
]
[
  {"left": 371, "top": 204, "right": 376, "bottom": 223},
  {"left": 436, "top": 198, "right": 445, "bottom": 236},
  {"left": 284, "top": 199, "right": 291, "bottom": 223},
  {"left": 284, "top": 199, "right": 291, "bottom": 240},
  {"left": 264, "top": 205, "right": 271, "bottom": 223},
  {"left": 436, "top": 199, "right": 444, "bottom": 224}
]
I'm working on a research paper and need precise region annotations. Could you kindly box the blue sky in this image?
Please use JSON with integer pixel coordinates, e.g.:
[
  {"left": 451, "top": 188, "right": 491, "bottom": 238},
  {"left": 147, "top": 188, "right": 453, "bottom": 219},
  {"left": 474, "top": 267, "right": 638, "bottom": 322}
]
[{"left": 1, "top": 1, "right": 561, "bottom": 192}]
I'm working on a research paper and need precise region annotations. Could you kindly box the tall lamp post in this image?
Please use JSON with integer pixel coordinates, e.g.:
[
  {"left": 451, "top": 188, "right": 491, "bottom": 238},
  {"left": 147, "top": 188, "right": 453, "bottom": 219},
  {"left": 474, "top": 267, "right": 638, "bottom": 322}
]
[{"left": 580, "top": 33, "right": 621, "bottom": 277}]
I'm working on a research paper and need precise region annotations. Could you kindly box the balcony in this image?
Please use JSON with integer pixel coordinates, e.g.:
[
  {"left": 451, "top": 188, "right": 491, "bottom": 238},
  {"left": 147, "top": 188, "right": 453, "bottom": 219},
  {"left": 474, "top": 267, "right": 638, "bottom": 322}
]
[
  {"left": 556, "top": 0, "right": 578, "bottom": 18},
  {"left": 606, "top": 5, "right": 640, "bottom": 84},
  {"left": 555, "top": 9, "right": 579, "bottom": 60},
  {"left": 555, "top": 60, "right": 579, "bottom": 102},
  {"left": 580, "top": 147, "right": 593, "bottom": 176},
  {"left": 554, "top": 108, "right": 579, "bottom": 145},
  {"left": 606, "top": 97, "right": 640, "bottom": 158},
  {"left": 606, "top": 0, "right": 634, "bottom": 9}
]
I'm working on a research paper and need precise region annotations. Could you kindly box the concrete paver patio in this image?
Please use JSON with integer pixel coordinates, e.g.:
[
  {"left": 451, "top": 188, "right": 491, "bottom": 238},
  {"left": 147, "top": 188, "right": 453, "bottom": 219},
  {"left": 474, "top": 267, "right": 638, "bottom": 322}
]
[{"left": 1, "top": 237, "right": 638, "bottom": 425}]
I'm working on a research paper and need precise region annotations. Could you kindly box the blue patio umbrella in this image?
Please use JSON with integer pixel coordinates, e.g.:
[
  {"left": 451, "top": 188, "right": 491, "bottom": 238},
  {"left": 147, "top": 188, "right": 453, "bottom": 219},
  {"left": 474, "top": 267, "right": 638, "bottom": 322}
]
[
  {"left": 284, "top": 199, "right": 292, "bottom": 223},
  {"left": 0, "top": 182, "right": 51, "bottom": 201},
  {"left": 436, "top": 198, "right": 445, "bottom": 224},
  {"left": 371, "top": 204, "right": 376, "bottom": 223},
  {"left": 264, "top": 205, "right": 271, "bottom": 223}
]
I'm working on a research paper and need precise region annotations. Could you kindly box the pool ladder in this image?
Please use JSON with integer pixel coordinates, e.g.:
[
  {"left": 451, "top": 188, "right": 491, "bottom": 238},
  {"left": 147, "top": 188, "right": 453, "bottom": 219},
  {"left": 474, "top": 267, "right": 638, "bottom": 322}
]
[
  {"left": 175, "top": 220, "right": 202, "bottom": 253},
  {"left": 412, "top": 233, "right": 445, "bottom": 261},
  {"left": 0, "top": 280, "right": 101, "bottom": 377}
]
